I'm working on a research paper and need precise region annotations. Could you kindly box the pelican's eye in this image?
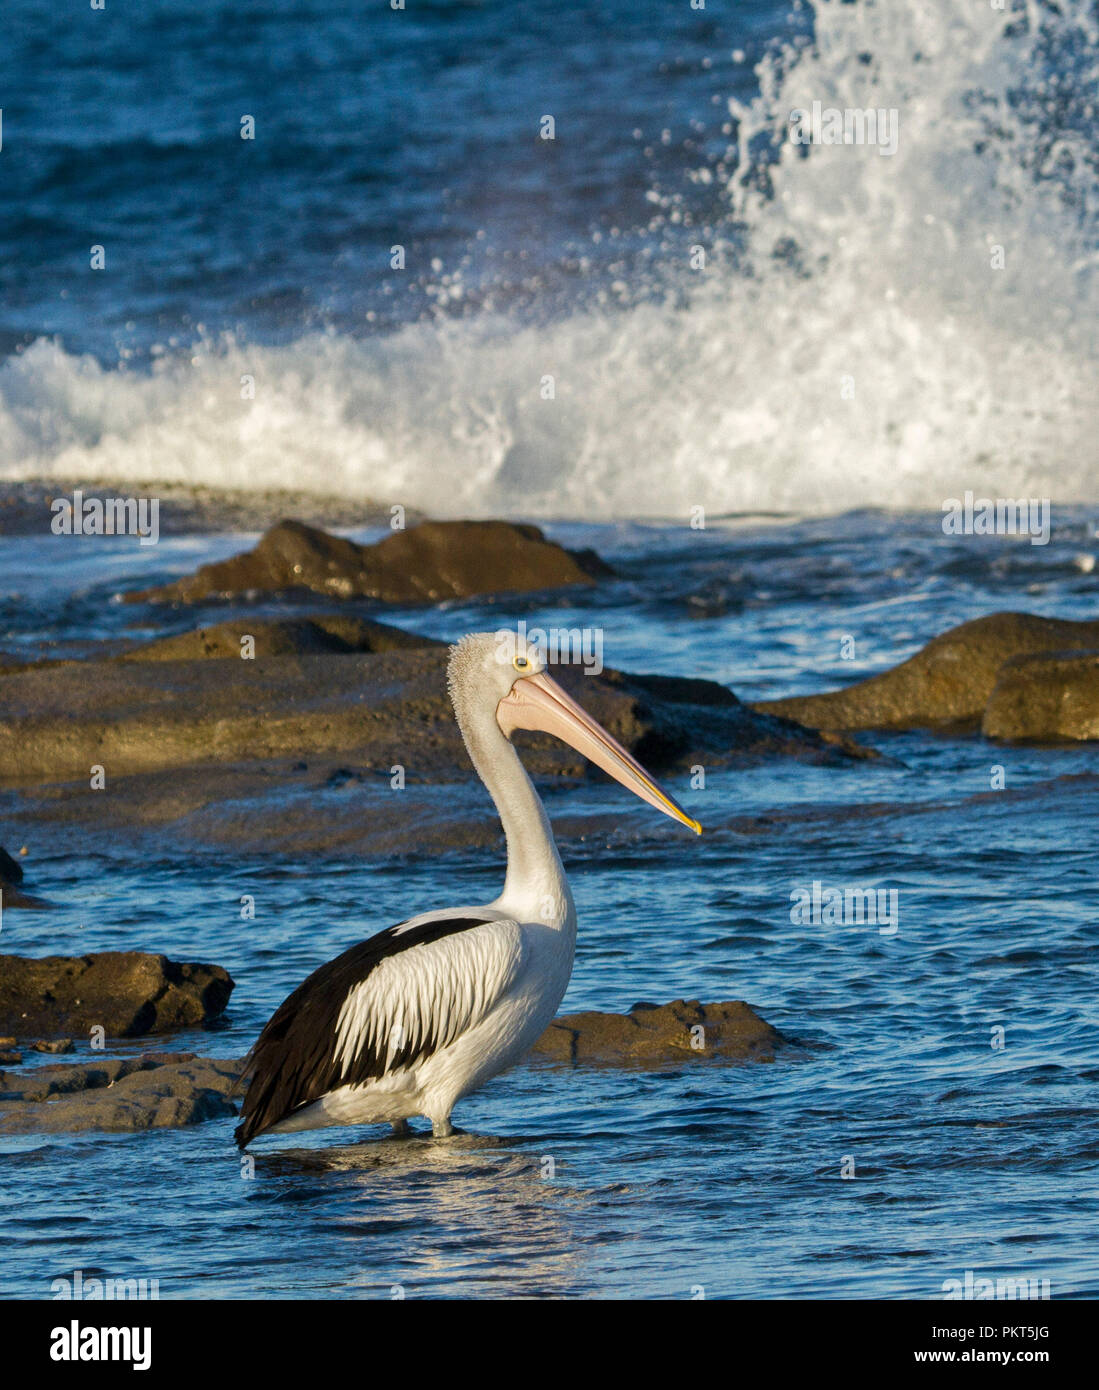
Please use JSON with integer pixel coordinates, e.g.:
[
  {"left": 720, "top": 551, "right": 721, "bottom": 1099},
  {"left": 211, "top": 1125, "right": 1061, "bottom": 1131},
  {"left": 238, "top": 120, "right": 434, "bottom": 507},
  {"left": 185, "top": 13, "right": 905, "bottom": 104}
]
[{"left": 512, "top": 654, "right": 531, "bottom": 672}]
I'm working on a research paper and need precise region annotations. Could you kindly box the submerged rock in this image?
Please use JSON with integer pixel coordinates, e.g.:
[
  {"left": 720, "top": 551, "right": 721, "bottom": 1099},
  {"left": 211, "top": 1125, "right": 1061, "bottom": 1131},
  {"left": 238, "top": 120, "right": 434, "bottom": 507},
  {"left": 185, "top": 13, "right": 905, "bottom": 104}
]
[
  {"left": 0, "top": 1052, "right": 240, "bottom": 1134},
  {"left": 531, "top": 998, "right": 785, "bottom": 1064},
  {"left": 754, "top": 612, "right": 1099, "bottom": 732},
  {"left": 982, "top": 650, "right": 1099, "bottom": 742},
  {"left": 126, "top": 519, "right": 613, "bottom": 605},
  {"left": 0, "top": 952, "right": 234, "bottom": 1038}
]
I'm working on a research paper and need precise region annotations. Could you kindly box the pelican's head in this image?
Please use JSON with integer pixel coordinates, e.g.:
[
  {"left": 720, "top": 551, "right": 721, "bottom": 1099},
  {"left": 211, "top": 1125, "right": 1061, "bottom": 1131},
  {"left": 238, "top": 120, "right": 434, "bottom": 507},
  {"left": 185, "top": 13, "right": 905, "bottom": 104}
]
[{"left": 447, "top": 630, "right": 701, "bottom": 835}]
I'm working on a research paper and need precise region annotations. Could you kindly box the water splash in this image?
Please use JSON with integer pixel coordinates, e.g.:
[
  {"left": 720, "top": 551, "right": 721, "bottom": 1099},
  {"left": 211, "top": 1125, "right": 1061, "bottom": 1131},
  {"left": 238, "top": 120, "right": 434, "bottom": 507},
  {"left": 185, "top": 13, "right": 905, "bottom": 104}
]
[{"left": 1, "top": 0, "right": 1096, "bottom": 518}]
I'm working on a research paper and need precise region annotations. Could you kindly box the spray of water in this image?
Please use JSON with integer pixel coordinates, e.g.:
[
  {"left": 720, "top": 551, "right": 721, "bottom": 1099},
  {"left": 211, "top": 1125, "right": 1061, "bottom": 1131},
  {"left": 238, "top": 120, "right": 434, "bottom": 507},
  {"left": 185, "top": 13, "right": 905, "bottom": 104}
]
[{"left": 1, "top": 0, "right": 1095, "bottom": 518}]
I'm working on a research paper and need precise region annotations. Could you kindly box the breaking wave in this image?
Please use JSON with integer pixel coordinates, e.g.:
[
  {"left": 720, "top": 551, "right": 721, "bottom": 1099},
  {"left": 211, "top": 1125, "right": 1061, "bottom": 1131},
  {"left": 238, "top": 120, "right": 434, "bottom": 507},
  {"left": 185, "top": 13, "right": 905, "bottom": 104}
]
[{"left": 1, "top": 0, "right": 1096, "bottom": 519}]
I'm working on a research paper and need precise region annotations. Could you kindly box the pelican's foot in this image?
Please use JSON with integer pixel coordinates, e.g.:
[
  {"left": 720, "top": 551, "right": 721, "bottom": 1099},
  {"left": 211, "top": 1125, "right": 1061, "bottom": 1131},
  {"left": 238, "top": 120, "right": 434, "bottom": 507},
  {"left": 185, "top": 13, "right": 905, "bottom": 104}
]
[
  {"left": 390, "top": 1119, "right": 412, "bottom": 1137},
  {"left": 431, "top": 1118, "right": 456, "bottom": 1139}
]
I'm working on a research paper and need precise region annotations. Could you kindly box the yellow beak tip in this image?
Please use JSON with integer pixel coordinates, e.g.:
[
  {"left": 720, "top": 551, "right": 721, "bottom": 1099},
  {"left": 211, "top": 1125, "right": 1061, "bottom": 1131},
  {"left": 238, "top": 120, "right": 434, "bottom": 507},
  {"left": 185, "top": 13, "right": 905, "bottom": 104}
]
[{"left": 688, "top": 818, "right": 703, "bottom": 836}]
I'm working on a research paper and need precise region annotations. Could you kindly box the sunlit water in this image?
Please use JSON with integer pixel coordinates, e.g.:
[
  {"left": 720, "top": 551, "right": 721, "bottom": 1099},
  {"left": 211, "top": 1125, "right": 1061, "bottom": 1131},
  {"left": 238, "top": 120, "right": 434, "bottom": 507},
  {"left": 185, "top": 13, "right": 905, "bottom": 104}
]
[{"left": 2, "top": 512, "right": 1097, "bottom": 1299}]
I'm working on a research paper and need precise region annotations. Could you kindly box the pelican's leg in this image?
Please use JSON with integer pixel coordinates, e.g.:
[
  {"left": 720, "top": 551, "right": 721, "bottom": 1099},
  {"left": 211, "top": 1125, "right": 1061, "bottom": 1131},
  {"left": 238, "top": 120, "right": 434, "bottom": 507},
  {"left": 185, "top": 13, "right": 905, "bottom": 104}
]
[
  {"left": 391, "top": 1119, "right": 411, "bottom": 1137},
  {"left": 431, "top": 1116, "right": 455, "bottom": 1139}
]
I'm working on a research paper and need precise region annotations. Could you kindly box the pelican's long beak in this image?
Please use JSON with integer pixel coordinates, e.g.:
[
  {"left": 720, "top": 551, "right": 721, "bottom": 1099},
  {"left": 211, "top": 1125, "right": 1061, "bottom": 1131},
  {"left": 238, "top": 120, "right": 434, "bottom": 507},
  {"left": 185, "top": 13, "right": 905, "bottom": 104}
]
[{"left": 497, "top": 670, "right": 702, "bottom": 834}]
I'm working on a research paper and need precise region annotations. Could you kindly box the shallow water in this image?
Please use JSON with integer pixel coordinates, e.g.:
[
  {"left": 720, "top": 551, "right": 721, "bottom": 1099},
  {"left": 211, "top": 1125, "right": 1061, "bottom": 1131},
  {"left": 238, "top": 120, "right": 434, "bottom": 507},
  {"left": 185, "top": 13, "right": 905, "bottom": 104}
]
[{"left": 2, "top": 512, "right": 1097, "bottom": 1299}]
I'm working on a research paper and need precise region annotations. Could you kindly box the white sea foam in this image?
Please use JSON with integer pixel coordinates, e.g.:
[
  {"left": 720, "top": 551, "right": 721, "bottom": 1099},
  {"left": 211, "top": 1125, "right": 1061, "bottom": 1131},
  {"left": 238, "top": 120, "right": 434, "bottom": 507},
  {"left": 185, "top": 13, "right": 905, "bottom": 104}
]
[{"left": 1, "top": 0, "right": 1095, "bottom": 519}]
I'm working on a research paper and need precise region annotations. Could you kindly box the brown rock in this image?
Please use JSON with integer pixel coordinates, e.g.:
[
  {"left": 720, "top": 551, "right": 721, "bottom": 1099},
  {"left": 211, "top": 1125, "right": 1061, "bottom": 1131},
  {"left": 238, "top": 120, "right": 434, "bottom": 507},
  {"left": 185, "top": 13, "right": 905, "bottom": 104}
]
[
  {"left": 0, "top": 616, "right": 435, "bottom": 675},
  {"left": 0, "top": 1049, "right": 22, "bottom": 1066},
  {"left": 0, "top": 952, "right": 234, "bottom": 1038},
  {"left": 125, "top": 519, "right": 613, "bottom": 605},
  {"left": 982, "top": 650, "right": 1099, "bottom": 742},
  {"left": 0, "top": 1052, "right": 241, "bottom": 1134},
  {"left": 0, "top": 645, "right": 864, "bottom": 788},
  {"left": 117, "top": 615, "right": 441, "bottom": 662},
  {"left": 753, "top": 612, "right": 1099, "bottom": 732},
  {"left": 584, "top": 667, "right": 873, "bottom": 767},
  {"left": 530, "top": 998, "right": 785, "bottom": 1064},
  {"left": 33, "top": 1038, "right": 74, "bottom": 1054}
]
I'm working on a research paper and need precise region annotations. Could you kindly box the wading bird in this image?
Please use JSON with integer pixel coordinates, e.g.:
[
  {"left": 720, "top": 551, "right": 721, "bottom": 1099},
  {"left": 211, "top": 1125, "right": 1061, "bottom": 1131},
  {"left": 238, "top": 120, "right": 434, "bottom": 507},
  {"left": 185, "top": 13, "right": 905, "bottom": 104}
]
[{"left": 235, "top": 631, "right": 700, "bottom": 1146}]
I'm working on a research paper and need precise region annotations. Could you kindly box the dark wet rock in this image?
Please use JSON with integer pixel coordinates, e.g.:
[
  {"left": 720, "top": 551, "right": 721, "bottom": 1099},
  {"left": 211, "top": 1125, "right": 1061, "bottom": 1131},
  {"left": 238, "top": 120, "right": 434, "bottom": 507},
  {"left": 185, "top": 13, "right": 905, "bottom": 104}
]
[
  {"left": 117, "top": 614, "right": 441, "bottom": 662},
  {"left": 0, "top": 652, "right": 28, "bottom": 676},
  {"left": 754, "top": 612, "right": 1099, "bottom": 732},
  {"left": 530, "top": 998, "right": 785, "bottom": 1064},
  {"left": 589, "top": 667, "right": 873, "bottom": 767},
  {"left": 0, "top": 1049, "right": 22, "bottom": 1066},
  {"left": 126, "top": 519, "right": 613, "bottom": 605},
  {"left": 0, "top": 845, "right": 24, "bottom": 885},
  {"left": 0, "top": 645, "right": 865, "bottom": 788},
  {"left": 0, "top": 952, "right": 234, "bottom": 1038},
  {"left": 982, "top": 650, "right": 1099, "bottom": 742},
  {"left": 0, "top": 1052, "right": 241, "bottom": 1134}
]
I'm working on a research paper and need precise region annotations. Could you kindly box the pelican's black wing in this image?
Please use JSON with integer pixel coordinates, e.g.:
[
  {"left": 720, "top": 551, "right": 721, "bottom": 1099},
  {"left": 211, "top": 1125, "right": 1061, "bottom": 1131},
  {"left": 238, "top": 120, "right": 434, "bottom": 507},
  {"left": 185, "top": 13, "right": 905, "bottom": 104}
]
[{"left": 234, "top": 910, "right": 521, "bottom": 1146}]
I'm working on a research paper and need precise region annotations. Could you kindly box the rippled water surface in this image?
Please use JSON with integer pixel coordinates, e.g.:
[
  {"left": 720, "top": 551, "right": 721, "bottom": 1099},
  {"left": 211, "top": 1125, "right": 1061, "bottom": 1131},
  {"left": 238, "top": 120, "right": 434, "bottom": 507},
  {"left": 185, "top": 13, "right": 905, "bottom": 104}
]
[{"left": 2, "top": 512, "right": 1097, "bottom": 1299}]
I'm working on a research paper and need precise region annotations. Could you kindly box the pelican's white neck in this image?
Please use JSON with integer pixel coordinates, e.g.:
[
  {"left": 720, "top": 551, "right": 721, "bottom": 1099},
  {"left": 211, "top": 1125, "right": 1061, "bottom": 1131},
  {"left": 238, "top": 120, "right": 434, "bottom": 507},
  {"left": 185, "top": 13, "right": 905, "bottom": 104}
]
[{"left": 453, "top": 696, "right": 574, "bottom": 930}]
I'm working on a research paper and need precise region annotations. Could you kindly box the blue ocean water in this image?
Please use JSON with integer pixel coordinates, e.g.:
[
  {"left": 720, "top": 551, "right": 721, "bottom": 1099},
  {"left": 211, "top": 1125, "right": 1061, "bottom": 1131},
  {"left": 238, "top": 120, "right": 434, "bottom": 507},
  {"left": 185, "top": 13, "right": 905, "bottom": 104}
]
[
  {"left": 1, "top": 0, "right": 1098, "bottom": 1300},
  {"left": 0, "top": 0, "right": 780, "bottom": 353}
]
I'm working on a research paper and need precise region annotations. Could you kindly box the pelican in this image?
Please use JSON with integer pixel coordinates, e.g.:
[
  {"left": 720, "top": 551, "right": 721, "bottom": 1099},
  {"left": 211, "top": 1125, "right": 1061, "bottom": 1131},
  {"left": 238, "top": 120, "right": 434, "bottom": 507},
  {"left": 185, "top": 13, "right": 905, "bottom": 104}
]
[{"left": 235, "top": 630, "right": 700, "bottom": 1147}]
